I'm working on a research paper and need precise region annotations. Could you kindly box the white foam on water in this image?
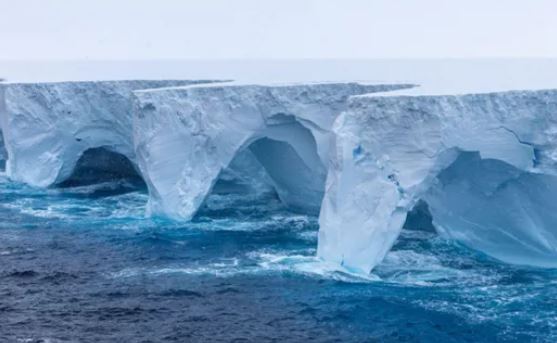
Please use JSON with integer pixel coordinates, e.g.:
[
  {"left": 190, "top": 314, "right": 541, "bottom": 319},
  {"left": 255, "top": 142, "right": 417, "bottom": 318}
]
[
  {"left": 110, "top": 247, "right": 382, "bottom": 283},
  {"left": 252, "top": 251, "right": 381, "bottom": 283},
  {"left": 110, "top": 258, "right": 243, "bottom": 278},
  {"left": 189, "top": 214, "right": 316, "bottom": 233}
]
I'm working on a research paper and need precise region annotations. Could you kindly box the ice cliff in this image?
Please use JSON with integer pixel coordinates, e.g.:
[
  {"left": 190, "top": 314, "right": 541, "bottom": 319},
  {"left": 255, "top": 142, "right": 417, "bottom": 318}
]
[
  {"left": 318, "top": 89, "right": 557, "bottom": 273},
  {"left": 132, "top": 82, "right": 411, "bottom": 220},
  {"left": 0, "top": 80, "right": 208, "bottom": 186}
]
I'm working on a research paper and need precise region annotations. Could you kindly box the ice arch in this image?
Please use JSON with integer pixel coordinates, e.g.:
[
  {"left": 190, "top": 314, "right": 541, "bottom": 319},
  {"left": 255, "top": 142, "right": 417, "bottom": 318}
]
[
  {"left": 211, "top": 116, "right": 327, "bottom": 214},
  {"left": 318, "top": 89, "right": 557, "bottom": 273},
  {"left": 133, "top": 82, "right": 411, "bottom": 220},
  {"left": 197, "top": 131, "right": 326, "bottom": 218},
  {"left": 0, "top": 80, "right": 209, "bottom": 187}
]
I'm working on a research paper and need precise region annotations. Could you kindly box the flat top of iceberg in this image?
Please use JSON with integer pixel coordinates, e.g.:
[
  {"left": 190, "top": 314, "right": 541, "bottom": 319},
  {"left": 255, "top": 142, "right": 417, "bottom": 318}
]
[
  {"left": 355, "top": 86, "right": 557, "bottom": 99},
  {"left": 132, "top": 80, "right": 416, "bottom": 94},
  {"left": 2, "top": 59, "right": 557, "bottom": 95},
  {"left": 363, "top": 85, "right": 557, "bottom": 98},
  {"left": 0, "top": 79, "right": 219, "bottom": 86}
]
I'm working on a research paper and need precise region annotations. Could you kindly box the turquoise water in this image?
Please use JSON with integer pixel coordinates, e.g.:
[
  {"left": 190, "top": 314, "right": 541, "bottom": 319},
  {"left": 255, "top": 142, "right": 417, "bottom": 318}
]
[{"left": 0, "top": 175, "right": 556, "bottom": 342}]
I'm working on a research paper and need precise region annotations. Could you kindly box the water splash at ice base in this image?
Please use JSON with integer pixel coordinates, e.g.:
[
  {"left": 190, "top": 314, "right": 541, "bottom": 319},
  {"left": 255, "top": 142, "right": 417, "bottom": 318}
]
[{"left": 0, "top": 174, "right": 555, "bottom": 342}]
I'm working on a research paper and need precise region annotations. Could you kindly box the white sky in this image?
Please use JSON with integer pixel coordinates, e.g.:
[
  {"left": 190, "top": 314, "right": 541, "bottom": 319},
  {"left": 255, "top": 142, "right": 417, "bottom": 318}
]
[{"left": 0, "top": 0, "right": 556, "bottom": 60}]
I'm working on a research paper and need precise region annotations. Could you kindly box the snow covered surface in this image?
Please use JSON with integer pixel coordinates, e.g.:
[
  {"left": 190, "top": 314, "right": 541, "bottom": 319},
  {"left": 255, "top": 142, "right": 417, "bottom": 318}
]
[
  {"left": 318, "top": 89, "right": 557, "bottom": 273},
  {"left": 2, "top": 59, "right": 557, "bottom": 94}
]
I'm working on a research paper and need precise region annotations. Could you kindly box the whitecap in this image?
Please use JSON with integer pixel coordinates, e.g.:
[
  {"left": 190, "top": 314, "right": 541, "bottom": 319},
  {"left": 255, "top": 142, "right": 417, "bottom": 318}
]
[{"left": 249, "top": 250, "right": 381, "bottom": 283}]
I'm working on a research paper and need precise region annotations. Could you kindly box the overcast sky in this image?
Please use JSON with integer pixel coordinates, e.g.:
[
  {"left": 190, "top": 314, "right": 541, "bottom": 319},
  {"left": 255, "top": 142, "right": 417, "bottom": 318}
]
[{"left": 1, "top": 0, "right": 556, "bottom": 60}]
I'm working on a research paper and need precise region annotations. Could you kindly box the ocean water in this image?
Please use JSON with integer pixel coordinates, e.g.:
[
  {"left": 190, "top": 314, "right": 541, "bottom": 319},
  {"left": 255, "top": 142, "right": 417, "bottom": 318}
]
[{"left": 1, "top": 174, "right": 556, "bottom": 342}]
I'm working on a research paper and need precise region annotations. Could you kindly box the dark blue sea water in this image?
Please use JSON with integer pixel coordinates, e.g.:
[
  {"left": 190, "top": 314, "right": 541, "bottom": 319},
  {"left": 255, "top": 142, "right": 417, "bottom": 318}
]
[{"left": 1, "top": 175, "right": 556, "bottom": 342}]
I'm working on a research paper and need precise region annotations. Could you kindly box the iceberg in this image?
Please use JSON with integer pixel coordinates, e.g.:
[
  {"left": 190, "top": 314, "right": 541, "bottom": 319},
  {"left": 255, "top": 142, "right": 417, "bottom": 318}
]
[
  {"left": 132, "top": 82, "right": 412, "bottom": 220},
  {"left": 0, "top": 80, "right": 210, "bottom": 187},
  {"left": 2, "top": 76, "right": 557, "bottom": 274},
  {"left": 318, "top": 89, "right": 557, "bottom": 273}
]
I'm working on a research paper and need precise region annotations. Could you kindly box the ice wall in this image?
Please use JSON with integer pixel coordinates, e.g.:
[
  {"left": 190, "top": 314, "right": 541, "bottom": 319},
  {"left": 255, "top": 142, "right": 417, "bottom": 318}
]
[
  {"left": 0, "top": 80, "right": 209, "bottom": 187},
  {"left": 318, "top": 89, "right": 557, "bottom": 273},
  {"left": 132, "top": 82, "right": 413, "bottom": 220}
]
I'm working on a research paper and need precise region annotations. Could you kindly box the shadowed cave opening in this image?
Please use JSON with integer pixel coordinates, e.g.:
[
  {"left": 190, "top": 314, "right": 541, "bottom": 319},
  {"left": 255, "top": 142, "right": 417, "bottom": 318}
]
[
  {"left": 197, "top": 131, "right": 326, "bottom": 220},
  {"left": 392, "top": 151, "right": 540, "bottom": 260},
  {"left": 416, "top": 151, "right": 557, "bottom": 267},
  {"left": 403, "top": 200, "right": 435, "bottom": 232},
  {"left": 57, "top": 147, "right": 146, "bottom": 196},
  {"left": 396, "top": 150, "right": 538, "bottom": 241},
  {"left": 248, "top": 137, "right": 325, "bottom": 214}
]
